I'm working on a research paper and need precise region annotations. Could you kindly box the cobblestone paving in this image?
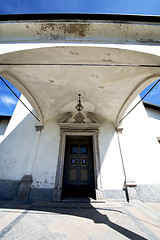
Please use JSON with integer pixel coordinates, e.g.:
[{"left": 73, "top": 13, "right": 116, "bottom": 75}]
[{"left": 0, "top": 200, "right": 160, "bottom": 240}]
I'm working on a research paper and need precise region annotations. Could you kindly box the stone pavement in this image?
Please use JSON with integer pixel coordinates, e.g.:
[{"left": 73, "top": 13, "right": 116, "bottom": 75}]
[{"left": 0, "top": 199, "right": 160, "bottom": 240}]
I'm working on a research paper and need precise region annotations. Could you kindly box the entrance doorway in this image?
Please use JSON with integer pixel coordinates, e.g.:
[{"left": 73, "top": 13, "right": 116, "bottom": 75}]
[{"left": 62, "top": 136, "right": 95, "bottom": 199}]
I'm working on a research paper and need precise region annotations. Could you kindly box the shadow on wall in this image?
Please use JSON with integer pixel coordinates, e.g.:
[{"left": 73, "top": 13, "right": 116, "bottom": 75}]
[
  {"left": 0, "top": 112, "right": 35, "bottom": 145},
  {"left": 0, "top": 200, "right": 149, "bottom": 240},
  {"left": 99, "top": 119, "right": 116, "bottom": 165},
  {"left": 0, "top": 113, "right": 36, "bottom": 200},
  {"left": 0, "top": 118, "right": 11, "bottom": 135}
]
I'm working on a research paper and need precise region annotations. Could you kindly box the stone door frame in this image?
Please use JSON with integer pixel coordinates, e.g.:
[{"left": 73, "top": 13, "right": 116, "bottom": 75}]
[{"left": 52, "top": 123, "right": 103, "bottom": 201}]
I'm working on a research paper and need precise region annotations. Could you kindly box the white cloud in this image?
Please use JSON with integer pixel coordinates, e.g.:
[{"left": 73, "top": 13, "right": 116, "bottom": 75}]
[
  {"left": 0, "top": 95, "right": 17, "bottom": 106},
  {"left": 149, "top": 85, "right": 160, "bottom": 96}
]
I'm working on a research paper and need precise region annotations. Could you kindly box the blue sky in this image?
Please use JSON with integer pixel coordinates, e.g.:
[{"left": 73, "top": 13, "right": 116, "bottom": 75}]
[
  {"left": 140, "top": 80, "right": 160, "bottom": 105},
  {"left": 0, "top": 78, "right": 21, "bottom": 116},
  {"left": 0, "top": 0, "right": 160, "bottom": 15},
  {"left": 0, "top": 0, "right": 160, "bottom": 115}
]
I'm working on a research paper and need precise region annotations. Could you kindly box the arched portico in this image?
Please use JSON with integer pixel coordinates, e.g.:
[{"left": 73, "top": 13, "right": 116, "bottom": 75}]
[{"left": 1, "top": 14, "right": 160, "bottom": 201}]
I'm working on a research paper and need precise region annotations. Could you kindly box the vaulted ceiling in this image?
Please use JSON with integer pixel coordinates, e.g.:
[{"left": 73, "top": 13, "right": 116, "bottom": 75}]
[
  {"left": 1, "top": 15, "right": 160, "bottom": 125},
  {"left": 1, "top": 46, "right": 160, "bottom": 125}
]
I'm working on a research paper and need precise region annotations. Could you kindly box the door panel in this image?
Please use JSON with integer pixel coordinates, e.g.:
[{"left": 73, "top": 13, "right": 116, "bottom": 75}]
[{"left": 62, "top": 136, "right": 95, "bottom": 198}]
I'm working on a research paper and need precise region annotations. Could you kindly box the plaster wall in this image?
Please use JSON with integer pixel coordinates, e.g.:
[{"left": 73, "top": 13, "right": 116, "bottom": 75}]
[
  {"left": 1, "top": 93, "right": 160, "bottom": 200},
  {"left": 0, "top": 96, "right": 36, "bottom": 180},
  {"left": 1, "top": 95, "right": 33, "bottom": 141},
  {"left": 120, "top": 96, "right": 160, "bottom": 185},
  {"left": 145, "top": 107, "right": 160, "bottom": 138},
  {"left": 1, "top": 43, "right": 160, "bottom": 56},
  {"left": 31, "top": 118, "right": 60, "bottom": 189},
  {"left": 0, "top": 101, "right": 60, "bottom": 201},
  {"left": 0, "top": 98, "right": 60, "bottom": 188},
  {"left": 0, "top": 96, "right": 125, "bottom": 192},
  {"left": 30, "top": 118, "right": 125, "bottom": 191},
  {"left": 99, "top": 120, "right": 125, "bottom": 190}
]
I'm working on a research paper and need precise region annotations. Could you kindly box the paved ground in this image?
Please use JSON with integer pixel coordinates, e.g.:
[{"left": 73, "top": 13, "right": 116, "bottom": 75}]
[{"left": 0, "top": 199, "right": 160, "bottom": 240}]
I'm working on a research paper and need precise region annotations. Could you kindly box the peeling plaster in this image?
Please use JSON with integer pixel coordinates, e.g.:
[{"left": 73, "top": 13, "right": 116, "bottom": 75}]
[
  {"left": 70, "top": 51, "right": 79, "bottom": 55},
  {"left": 37, "top": 23, "right": 92, "bottom": 40},
  {"left": 59, "top": 23, "right": 91, "bottom": 37}
]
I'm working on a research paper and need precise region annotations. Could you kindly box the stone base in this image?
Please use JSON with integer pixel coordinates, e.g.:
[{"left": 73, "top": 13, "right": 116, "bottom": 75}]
[
  {"left": 95, "top": 189, "right": 104, "bottom": 200},
  {"left": 125, "top": 187, "right": 138, "bottom": 202},
  {"left": 103, "top": 189, "right": 126, "bottom": 201},
  {"left": 0, "top": 179, "right": 20, "bottom": 200},
  {"left": 137, "top": 184, "right": 160, "bottom": 202},
  {"left": 29, "top": 187, "right": 53, "bottom": 200},
  {"left": 52, "top": 188, "right": 61, "bottom": 201},
  {"left": 18, "top": 175, "right": 32, "bottom": 200},
  {"left": 1, "top": 181, "right": 160, "bottom": 202},
  {"left": 123, "top": 179, "right": 138, "bottom": 202}
]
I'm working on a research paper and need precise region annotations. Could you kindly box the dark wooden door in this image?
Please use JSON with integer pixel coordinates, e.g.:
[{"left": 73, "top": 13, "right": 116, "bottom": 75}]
[{"left": 62, "top": 136, "right": 95, "bottom": 199}]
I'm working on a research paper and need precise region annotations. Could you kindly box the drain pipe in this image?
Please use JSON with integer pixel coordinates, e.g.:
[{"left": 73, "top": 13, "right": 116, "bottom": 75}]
[
  {"left": 116, "top": 126, "right": 129, "bottom": 202},
  {"left": 116, "top": 126, "right": 137, "bottom": 202}
]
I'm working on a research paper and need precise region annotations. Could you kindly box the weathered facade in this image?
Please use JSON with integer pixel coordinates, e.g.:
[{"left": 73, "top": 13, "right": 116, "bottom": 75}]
[{"left": 0, "top": 14, "right": 160, "bottom": 201}]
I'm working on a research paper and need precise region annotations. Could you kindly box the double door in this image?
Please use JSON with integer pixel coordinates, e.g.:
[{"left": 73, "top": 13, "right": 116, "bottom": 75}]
[{"left": 62, "top": 136, "right": 95, "bottom": 198}]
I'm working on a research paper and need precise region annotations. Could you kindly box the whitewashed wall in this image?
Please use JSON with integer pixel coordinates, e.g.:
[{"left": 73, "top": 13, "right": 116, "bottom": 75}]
[
  {"left": 99, "top": 120, "right": 125, "bottom": 190},
  {"left": 1, "top": 94, "right": 160, "bottom": 199},
  {"left": 0, "top": 95, "right": 36, "bottom": 180},
  {"left": 31, "top": 118, "right": 60, "bottom": 189},
  {"left": 145, "top": 106, "right": 160, "bottom": 139},
  {"left": 0, "top": 95, "right": 60, "bottom": 191},
  {"left": 120, "top": 96, "right": 160, "bottom": 185}
]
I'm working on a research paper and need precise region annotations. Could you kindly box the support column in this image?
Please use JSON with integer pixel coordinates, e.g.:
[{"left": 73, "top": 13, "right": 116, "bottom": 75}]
[
  {"left": 18, "top": 125, "right": 43, "bottom": 200},
  {"left": 116, "top": 126, "right": 137, "bottom": 202},
  {"left": 93, "top": 131, "right": 104, "bottom": 200},
  {"left": 52, "top": 130, "right": 66, "bottom": 201}
]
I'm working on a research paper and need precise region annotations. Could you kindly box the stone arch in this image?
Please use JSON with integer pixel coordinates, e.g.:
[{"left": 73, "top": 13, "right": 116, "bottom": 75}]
[
  {"left": 116, "top": 73, "right": 160, "bottom": 126},
  {"left": 0, "top": 72, "right": 43, "bottom": 124}
]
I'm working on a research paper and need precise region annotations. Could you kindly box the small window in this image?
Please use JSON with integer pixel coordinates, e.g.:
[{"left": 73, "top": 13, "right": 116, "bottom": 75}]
[
  {"left": 70, "top": 157, "right": 77, "bottom": 166},
  {"left": 80, "top": 145, "right": 88, "bottom": 154},
  {"left": 81, "top": 157, "right": 87, "bottom": 166},
  {"left": 70, "top": 145, "right": 78, "bottom": 154}
]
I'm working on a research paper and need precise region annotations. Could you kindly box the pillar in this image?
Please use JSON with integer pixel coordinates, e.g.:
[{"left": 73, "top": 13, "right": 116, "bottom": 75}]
[{"left": 18, "top": 125, "right": 43, "bottom": 200}]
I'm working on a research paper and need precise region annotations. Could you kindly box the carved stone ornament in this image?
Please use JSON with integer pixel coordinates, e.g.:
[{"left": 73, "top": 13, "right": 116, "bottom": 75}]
[
  {"left": 58, "top": 111, "right": 101, "bottom": 124},
  {"left": 74, "top": 112, "right": 85, "bottom": 123},
  {"left": 87, "top": 112, "right": 100, "bottom": 123},
  {"left": 35, "top": 125, "right": 43, "bottom": 131},
  {"left": 57, "top": 95, "right": 101, "bottom": 124},
  {"left": 58, "top": 112, "right": 72, "bottom": 123}
]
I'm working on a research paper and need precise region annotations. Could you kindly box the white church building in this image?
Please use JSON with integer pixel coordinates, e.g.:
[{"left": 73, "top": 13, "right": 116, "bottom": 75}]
[{"left": 0, "top": 13, "right": 160, "bottom": 202}]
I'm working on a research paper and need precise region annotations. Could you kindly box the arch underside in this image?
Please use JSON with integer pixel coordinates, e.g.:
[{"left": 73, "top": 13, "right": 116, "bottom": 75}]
[{"left": 0, "top": 45, "right": 160, "bottom": 125}]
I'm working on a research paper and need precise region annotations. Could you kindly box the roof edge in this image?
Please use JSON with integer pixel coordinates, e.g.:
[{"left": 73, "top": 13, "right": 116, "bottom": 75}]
[
  {"left": 0, "top": 115, "right": 11, "bottom": 120},
  {"left": 143, "top": 101, "right": 160, "bottom": 111},
  {"left": 0, "top": 13, "right": 160, "bottom": 23}
]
